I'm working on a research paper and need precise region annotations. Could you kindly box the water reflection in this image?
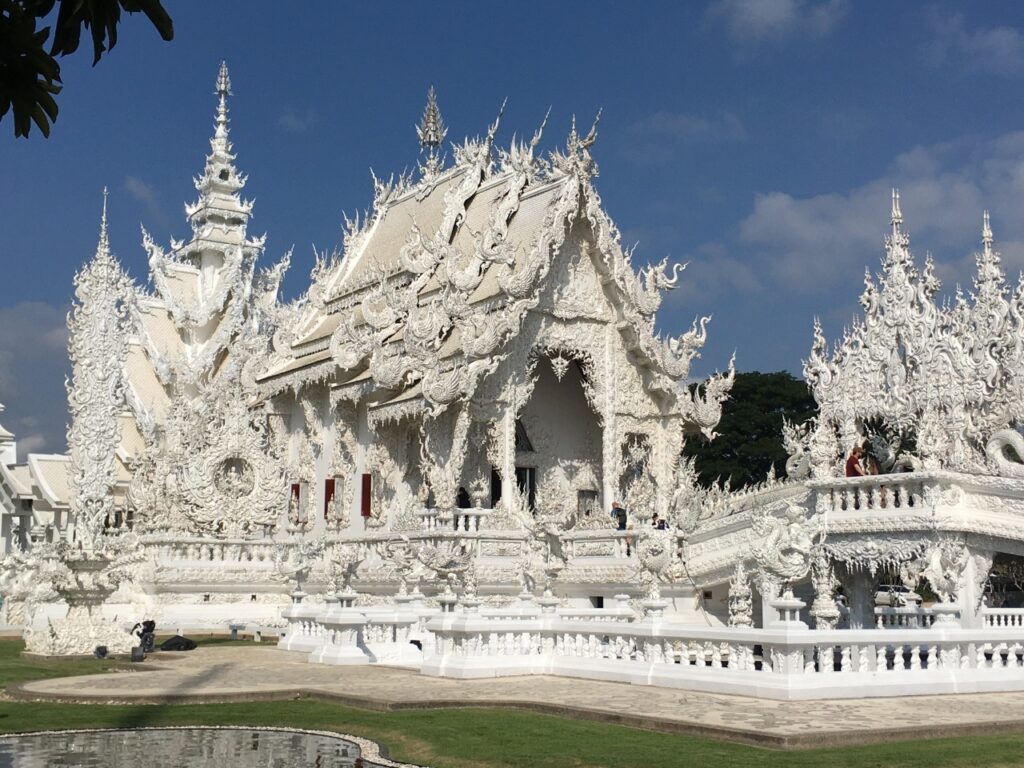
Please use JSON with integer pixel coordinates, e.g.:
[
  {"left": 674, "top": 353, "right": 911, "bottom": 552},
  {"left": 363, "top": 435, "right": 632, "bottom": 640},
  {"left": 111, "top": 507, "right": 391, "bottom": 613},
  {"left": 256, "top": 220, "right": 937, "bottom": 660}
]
[{"left": 0, "top": 727, "right": 393, "bottom": 767}]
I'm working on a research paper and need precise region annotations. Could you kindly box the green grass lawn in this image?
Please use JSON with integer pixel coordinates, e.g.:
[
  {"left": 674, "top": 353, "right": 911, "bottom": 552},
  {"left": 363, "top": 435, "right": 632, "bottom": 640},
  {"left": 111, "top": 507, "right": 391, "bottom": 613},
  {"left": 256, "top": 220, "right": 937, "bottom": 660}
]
[{"left": 0, "top": 637, "right": 1021, "bottom": 768}]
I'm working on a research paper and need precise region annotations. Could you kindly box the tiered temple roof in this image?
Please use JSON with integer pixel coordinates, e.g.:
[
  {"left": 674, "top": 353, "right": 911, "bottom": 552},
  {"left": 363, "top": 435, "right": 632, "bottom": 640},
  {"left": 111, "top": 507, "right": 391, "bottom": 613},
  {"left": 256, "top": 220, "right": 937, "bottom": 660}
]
[{"left": 259, "top": 94, "right": 731, "bottom": 436}]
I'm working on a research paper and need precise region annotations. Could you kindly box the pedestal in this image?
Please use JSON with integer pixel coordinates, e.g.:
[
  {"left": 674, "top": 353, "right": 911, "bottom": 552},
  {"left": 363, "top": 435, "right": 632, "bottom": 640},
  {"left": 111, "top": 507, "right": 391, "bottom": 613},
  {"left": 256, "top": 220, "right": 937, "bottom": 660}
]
[
  {"left": 438, "top": 594, "right": 459, "bottom": 614},
  {"left": 932, "top": 603, "right": 960, "bottom": 626},
  {"left": 767, "top": 592, "right": 807, "bottom": 629},
  {"left": 537, "top": 596, "right": 560, "bottom": 614},
  {"left": 23, "top": 551, "right": 135, "bottom": 657},
  {"left": 640, "top": 599, "right": 669, "bottom": 618}
]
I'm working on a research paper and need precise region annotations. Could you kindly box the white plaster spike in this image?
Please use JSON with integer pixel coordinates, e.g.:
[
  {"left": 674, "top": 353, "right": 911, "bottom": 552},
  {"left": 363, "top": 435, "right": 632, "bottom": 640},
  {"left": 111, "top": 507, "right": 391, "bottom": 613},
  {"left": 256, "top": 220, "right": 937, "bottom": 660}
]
[
  {"left": 891, "top": 187, "right": 902, "bottom": 231},
  {"left": 530, "top": 107, "right": 552, "bottom": 150},
  {"left": 983, "top": 210, "right": 994, "bottom": 251},
  {"left": 583, "top": 108, "right": 602, "bottom": 149},
  {"left": 98, "top": 186, "right": 110, "bottom": 255},
  {"left": 216, "top": 61, "right": 232, "bottom": 98},
  {"left": 485, "top": 98, "right": 507, "bottom": 148},
  {"left": 214, "top": 62, "right": 232, "bottom": 141},
  {"left": 417, "top": 85, "right": 447, "bottom": 150}
]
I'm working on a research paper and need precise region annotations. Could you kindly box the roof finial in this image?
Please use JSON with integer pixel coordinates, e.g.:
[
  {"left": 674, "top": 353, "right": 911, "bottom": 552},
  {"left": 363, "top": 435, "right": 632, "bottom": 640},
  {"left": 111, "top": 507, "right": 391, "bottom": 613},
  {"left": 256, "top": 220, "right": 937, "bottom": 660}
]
[
  {"left": 214, "top": 61, "right": 232, "bottom": 141},
  {"left": 417, "top": 85, "right": 447, "bottom": 178},
  {"left": 485, "top": 97, "right": 507, "bottom": 148},
  {"left": 98, "top": 186, "right": 110, "bottom": 255},
  {"left": 891, "top": 187, "right": 902, "bottom": 233},
  {"left": 982, "top": 210, "right": 994, "bottom": 253},
  {"left": 529, "top": 107, "right": 552, "bottom": 151}
]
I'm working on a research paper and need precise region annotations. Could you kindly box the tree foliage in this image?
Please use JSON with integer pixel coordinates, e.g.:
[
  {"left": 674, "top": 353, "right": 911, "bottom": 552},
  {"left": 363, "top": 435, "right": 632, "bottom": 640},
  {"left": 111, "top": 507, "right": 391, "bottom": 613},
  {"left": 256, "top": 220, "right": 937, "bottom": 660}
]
[
  {"left": 0, "top": 0, "right": 173, "bottom": 138},
  {"left": 683, "top": 370, "right": 817, "bottom": 490}
]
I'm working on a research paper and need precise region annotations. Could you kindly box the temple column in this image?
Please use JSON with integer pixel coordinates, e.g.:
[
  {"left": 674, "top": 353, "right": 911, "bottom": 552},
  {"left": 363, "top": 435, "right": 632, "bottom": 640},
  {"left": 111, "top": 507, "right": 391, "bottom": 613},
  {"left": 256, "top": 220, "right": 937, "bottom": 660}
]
[
  {"left": 756, "top": 582, "right": 779, "bottom": 628},
  {"left": 958, "top": 548, "right": 993, "bottom": 629},
  {"left": 844, "top": 568, "right": 875, "bottom": 629},
  {"left": 310, "top": 391, "right": 331, "bottom": 536},
  {"left": 350, "top": 400, "right": 370, "bottom": 532},
  {"left": 601, "top": 324, "right": 617, "bottom": 514},
  {"left": 500, "top": 404, "right": 516, "bottom": 504}
]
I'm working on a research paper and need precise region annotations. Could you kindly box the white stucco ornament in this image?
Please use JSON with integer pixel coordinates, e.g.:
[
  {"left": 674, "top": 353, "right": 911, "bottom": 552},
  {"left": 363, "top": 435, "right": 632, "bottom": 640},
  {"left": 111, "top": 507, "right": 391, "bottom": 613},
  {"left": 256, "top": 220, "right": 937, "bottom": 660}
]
[{"left": 751, "top": 504, "right": 824, "bottom": 593}]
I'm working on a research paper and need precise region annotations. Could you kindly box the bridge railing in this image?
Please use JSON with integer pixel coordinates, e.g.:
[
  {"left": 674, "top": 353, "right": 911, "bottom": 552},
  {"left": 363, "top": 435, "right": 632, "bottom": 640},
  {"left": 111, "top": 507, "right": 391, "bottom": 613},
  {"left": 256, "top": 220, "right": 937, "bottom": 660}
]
[
  {"left": 982, "top": 607, "right": 1024, "bottom": 628},
  {"left": 421, "top": 611, "right": 1024, "bottom": 699},
  {"left": 809, "top": 474, "right": 927, "bottom": 514},
  {"left": 875, "top": 606, "right": 937, "bottom": 629}
]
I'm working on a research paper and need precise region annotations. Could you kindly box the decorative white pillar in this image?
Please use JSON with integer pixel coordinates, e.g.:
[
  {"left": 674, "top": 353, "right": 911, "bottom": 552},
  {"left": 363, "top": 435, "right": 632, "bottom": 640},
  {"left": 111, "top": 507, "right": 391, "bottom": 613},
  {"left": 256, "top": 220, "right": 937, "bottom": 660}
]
[
  {"left": 350, "top": 400, "right": 370, "bottom": 532},
  {"left": 845, "top": 569, "right": 875, "bottom": 629},
  {"left": 65, "top": 193, "right": 132, "bottom": 549},
  {"left": 499, "top": 404, "right": 516, "bottom": 504},
  {"left": 957, "top": 549, "right": 993, "bottom": 629},
  {"left": 601, "top": 325, "right": 616, "bottom": 513},
  {"left": 24, "top": 192, "right": 138, "bottom": 656}
]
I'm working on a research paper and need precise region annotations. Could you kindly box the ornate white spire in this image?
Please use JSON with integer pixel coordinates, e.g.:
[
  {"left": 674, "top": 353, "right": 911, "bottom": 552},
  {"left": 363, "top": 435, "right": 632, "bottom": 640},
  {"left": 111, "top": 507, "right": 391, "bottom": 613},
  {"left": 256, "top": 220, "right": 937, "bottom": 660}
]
[
  {"left": 890, "top": 188, "right": 903, "bottom": 235},
  {"left": 417, "top": 85, "right": 447, "bottom": 179},
  {"left": 975, "top": 209, "right": 1004, "bottom": 294},
  {"left": 884, "top": 187, "right": 911, "bottom": 269},
  {"left": 67, "top": 192, "right": 133, "bottom": 548},
  {"left": 553, "top": 111, "right": 601, "bottom": 177},
  {"left": 215, "top": 60, "right": 231, "bottom": 143},
  {"left": 98, "top": 186, "right": 109, "bottom": 255},
  {"left": 184, "top": 61, "right": 251, "bottom": 239}
]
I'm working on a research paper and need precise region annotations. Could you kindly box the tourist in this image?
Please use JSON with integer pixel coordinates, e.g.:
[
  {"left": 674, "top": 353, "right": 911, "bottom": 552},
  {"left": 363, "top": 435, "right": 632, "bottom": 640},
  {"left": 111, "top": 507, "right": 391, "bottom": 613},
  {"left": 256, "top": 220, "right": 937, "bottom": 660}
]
[
  {"left": 651, "top": 513, "right": 667, "bottom": 530},
  {"left": 611, "top": 501, "right": 627, "bottom": 530},
  {"left": 845, "top": 446, "right": 867, "bottom": 478}
]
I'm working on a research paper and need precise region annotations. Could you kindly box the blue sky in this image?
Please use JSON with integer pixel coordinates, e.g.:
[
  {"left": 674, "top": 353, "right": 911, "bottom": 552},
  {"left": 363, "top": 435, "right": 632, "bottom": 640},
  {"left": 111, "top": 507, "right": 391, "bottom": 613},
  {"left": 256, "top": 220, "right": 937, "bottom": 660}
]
[{"left": 4, "top": 0, "right": 1024, "bottom": 457}]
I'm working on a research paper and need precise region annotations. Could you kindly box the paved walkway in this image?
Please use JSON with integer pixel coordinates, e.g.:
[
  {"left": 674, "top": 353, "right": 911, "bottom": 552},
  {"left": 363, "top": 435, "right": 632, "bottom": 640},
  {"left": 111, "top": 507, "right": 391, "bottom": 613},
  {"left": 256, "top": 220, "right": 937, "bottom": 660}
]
[{"left": 12, "top": 645, "right": 1024, "bottom": 749}]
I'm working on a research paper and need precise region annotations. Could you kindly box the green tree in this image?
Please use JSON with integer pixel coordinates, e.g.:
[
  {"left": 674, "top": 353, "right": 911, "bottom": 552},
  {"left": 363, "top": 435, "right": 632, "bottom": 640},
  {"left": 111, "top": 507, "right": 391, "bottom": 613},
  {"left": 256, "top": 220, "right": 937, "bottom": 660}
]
[
  {"left": 0, "top": 0, "right": 173, "bottom": 138},
  {"left": 683, "top": 370, "right": 817, "bottom": 490}
]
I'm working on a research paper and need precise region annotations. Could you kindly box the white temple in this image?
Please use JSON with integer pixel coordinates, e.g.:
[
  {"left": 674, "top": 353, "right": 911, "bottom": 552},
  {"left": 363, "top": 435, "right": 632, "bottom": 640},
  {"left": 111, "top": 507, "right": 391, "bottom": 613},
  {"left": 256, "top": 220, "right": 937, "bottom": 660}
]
[{"left": 5, "top": 65, "right": 1024, "bottom": 698}]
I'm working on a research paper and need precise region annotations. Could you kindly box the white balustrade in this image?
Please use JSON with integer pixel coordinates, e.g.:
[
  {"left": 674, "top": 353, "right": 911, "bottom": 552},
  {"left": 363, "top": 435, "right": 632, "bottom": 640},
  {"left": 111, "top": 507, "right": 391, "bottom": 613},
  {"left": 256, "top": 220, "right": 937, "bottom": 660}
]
[
  {"left": 875, "top": 606, "right": 937, "bottom": 629},
  {"left": 812, "top": 475, "right": 926, "bottom": 514},
  {"left": 420, "top": 612, "right": 1024, "bottom": 699},
  {"left": 982, "top": 608, "right": 1024, "bottom": 628},
  {"left": 560, "top": 530, "right": 635, "bottom": 560},
  {"left": 277, "top": 601, "right": 328, "bottom": 653},
  {"left": 141, "top": 535, "right": 286, "bottom": 564},
  {"left": 417, "top": 508, "right": 491, "bottom": 532}
]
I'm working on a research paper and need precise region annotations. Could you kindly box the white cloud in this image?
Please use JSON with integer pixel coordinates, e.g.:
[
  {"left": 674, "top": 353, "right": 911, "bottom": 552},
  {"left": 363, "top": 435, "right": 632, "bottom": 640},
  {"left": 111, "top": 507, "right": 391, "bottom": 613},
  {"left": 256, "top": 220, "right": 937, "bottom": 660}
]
[
  {"left": 123, "top": 175, "right": 170, "bottom": 228},
  {"left": 736, "top": 131, "right": 1024, "bottom": 294},
  {"left": 278, "top": 108, "right": 318, "bottom": 134},
  {"left": 624, "top": 111, "right": 746, "bottom": 164},
  {"left": 665, "top": 242, "right": 764, "bottom": 306},
  {"left": 0, "top": 302, "right": 70, "bottom": 462},
  {"left": 17, "top": 434, "right": 47, "bottom": 459},
  {"left": 923, "top": 13, "right": 1024, "bottom": 76},
  {"left": 629, "top": 111, "right": 746, "bottom": 143},
  {"left": 706, "top": 0, "right": 847, "bottom": 45}
]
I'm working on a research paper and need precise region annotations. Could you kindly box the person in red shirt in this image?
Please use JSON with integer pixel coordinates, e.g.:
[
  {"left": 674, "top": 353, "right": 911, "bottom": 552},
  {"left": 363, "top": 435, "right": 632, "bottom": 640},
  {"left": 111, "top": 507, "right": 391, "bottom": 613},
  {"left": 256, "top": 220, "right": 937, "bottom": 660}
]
[{"left": 845, "top": 445, "right": 867, "bottom": 478}]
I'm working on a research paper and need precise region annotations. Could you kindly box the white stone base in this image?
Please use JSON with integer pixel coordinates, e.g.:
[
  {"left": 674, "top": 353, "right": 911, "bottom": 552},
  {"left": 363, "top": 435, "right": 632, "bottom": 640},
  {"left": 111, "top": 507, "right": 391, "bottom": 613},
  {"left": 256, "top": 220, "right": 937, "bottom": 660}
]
[
  {"left": 23, "top": 617, "right": 135, "bottom": 657},
  {"left": 310, "top": 642, "right": 370, "bottom": 665},
  {"left": 362, "top": 640, "right": 423, "bottom": 667}
]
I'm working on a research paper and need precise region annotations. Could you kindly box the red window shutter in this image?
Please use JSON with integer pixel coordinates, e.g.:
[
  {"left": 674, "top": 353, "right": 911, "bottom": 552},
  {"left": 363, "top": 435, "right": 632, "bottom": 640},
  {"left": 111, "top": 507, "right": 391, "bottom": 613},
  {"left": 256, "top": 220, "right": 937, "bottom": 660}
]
[
  {"left": 324, "top": 478, "right": 336, "bottom": 519},
  {"left": 361, "top": 473, "right": 372, "bottom": 517}
]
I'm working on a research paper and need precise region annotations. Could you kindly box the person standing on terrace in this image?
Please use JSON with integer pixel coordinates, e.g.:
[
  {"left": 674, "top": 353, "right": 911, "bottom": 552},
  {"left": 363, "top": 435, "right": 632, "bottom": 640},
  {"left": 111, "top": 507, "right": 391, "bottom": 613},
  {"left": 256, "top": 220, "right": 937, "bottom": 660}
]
[{"left": 846, "top": 445, "right": 867, "bottom": 478}]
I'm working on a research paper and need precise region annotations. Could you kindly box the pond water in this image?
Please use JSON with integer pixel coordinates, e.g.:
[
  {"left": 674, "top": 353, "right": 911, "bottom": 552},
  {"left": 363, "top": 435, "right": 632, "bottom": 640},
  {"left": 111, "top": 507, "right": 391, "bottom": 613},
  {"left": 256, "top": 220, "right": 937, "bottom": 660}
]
[{"left": 0, "top": 727, "right": 400, "bottom": 767}]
